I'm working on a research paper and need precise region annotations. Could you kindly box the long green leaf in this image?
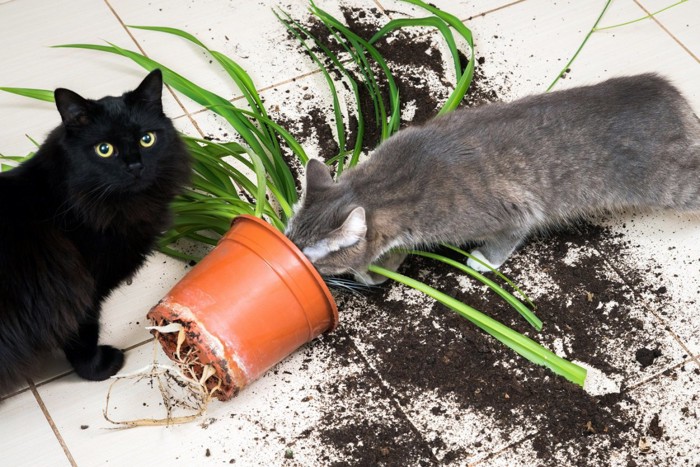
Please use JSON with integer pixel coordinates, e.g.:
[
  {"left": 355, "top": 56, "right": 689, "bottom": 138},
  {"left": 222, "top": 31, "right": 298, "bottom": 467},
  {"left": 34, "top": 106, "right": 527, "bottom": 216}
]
[
  {"left": 408, "top": 250, "right": 541, "bottom": 331},
  {"left": 400, "top": 0, "right": 475, "bottom": 114},
  {"left": 443, "top": 244, "right": 536, "bottom": 309},
  {"left": 368, "top": 265, "right": 587, "bottom": 386},
  {"left": 0, "top": 87, "right": 55, "bottom": 102},
  {"left": 369, "top": 16, "right": 461, "bottom": 82}
]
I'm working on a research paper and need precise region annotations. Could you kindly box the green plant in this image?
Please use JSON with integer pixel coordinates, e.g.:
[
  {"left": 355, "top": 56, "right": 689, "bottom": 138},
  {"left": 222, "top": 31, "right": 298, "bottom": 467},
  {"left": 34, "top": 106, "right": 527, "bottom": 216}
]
[{"left": 1, "top": 0, "right": 587, "bottom": 387}]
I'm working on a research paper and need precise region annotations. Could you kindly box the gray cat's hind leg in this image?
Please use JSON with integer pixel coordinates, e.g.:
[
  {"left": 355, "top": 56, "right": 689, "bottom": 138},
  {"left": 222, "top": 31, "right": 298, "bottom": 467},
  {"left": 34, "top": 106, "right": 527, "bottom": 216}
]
[{"left": 467, "top": 233, "right": 524, "bottom": 272}]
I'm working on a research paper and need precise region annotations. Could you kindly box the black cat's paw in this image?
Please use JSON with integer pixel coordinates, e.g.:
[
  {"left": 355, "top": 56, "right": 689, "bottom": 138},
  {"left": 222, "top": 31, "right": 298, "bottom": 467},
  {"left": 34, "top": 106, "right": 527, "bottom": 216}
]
[{"left": 70, "top": 345, "right": 125, "bottom": 381}]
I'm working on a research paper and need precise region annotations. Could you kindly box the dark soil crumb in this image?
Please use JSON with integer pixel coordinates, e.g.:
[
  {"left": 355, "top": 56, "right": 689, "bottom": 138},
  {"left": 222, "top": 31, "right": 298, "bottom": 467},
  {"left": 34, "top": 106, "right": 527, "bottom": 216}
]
[
  {"left": 635, "top": 347, "right": 662, "bottom": 368},
  {"left": 647, "top": 413, "right": 664, "bottom": 439},
  {"left": 80, "top": 425, "right": 89, "bottom": 430},
  {"left": 205, "top": 448, "right": 211, "bottom": 457}
]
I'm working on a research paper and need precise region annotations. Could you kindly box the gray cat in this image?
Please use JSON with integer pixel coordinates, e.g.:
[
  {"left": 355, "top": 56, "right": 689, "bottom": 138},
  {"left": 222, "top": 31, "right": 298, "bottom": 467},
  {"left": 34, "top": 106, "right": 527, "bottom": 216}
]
[{"left": 285, "top": 74, "right": 700, "bottom": 285}]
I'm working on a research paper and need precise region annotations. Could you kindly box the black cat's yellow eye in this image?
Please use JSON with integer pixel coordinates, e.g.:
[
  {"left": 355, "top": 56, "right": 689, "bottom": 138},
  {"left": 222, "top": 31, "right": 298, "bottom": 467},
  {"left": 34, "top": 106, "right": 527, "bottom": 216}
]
[
  {"left": 139, "top": 131, "right": 156, "bottom": 148},
  {"left": 95, "top": 142, "right": 114, "bottom": 158}
]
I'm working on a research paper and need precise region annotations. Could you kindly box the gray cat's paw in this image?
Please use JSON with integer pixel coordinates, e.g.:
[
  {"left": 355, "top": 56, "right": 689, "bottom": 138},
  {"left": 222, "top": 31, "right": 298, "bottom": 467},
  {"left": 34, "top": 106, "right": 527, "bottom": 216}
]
[{"left": 466, "top": 250, "right": 500, "bottom": 272}]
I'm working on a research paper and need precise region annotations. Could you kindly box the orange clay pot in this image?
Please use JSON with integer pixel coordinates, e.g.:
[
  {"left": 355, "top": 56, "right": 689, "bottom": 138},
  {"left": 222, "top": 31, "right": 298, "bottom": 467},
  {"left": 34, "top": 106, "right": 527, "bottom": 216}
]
[{"left": 147, "top": 215, "right": 338, "bottom": 401}]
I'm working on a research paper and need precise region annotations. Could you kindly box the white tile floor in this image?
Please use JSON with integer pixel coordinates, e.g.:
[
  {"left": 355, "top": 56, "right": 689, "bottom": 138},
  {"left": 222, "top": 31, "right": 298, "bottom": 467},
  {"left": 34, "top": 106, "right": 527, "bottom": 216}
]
[{"left": 1, "top": 0, "right": 699, "bottom": 466}]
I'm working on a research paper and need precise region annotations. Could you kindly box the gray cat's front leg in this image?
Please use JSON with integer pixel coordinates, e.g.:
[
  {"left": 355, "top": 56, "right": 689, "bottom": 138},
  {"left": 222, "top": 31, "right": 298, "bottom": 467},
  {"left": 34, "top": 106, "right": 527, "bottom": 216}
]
[
  {"left": 356, "top": 250, "right": 408, "bottom": 285},
  {"left": 467, "top": 233, "right": 524, "bottom": 272}
]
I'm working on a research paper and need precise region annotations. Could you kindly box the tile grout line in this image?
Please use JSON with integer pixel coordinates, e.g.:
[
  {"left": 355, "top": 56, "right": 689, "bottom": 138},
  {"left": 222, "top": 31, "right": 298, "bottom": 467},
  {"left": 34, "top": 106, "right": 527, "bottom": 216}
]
[
  {"left": 633, "top": 0, "right": 699, "bottom": 63},
  {"left": 341, "top": 330, "right": 441, "bottom": 463},
  {"left": 469, "top": 432, "right": 536, "bottom": 466},
  {"left": 102, "top": 0, "right": 208, "bottom": 139},
  {"left": 0, "top": 385, "right": 32, "bottom": 402},
  {"left": 625, "top": 356, "right": 700, "bottom": 392},
  {"left": 28, "top": 379, "right": 78, "bottom": 467},
  {"left": 600, "top": 250, "right": 698, "bottom": 360},
  {"left": 463, "top": 0, "right": 528, "bottom": 21}
]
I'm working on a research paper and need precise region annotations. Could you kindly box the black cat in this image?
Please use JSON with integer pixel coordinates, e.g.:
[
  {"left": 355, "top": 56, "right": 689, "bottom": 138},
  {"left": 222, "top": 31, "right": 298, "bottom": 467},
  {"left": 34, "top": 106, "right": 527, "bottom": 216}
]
[{"left": 0, "top": 70, "right": 191, "bottom": 393}]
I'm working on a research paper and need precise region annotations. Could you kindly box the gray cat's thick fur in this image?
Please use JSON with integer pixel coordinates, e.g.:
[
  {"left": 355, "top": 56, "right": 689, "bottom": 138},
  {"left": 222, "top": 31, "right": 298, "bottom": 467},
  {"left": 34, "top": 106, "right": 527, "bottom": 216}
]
[{"left": 286, "top": 74, "right": 700, "bottom": 285}]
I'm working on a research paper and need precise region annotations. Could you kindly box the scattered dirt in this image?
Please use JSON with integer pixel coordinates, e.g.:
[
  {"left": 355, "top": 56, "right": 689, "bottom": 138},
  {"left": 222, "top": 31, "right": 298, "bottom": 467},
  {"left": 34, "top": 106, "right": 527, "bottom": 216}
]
[
  {"left": 276, "top": 5, "right": 503, "bottom": 178},
  {"left": 268, "top": 6, "right": 682, "bottom": 467},
  {"left": 335, "top": 222, "right": 669, "bottom": 466},
  {"left": 648, "top": 413, "right": 664, "bottom": 439}
]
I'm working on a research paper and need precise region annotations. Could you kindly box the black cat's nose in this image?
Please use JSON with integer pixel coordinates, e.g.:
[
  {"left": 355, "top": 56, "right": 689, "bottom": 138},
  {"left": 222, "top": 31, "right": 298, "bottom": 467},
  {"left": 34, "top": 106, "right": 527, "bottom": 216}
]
[{"left": 127, "top": 162, "right": 144, "bottom": 177}]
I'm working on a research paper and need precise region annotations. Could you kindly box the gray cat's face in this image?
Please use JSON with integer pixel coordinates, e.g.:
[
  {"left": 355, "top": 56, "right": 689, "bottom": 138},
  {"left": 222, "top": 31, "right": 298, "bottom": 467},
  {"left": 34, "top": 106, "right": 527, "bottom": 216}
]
[{"left": 286, "top": 159, "right": 371, "bottom": 280}]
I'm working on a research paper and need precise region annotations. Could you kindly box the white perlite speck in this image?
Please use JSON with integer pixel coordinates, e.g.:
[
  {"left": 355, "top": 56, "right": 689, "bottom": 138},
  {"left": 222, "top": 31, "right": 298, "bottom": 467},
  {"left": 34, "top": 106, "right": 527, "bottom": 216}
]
[{"left": 575, "top": 360, "right": 622, "bottom": 396}]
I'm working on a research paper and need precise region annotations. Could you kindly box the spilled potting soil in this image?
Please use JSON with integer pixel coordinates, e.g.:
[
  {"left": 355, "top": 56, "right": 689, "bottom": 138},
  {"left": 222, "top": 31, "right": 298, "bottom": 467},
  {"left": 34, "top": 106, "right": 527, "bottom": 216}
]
[{"left": 198, "top": 5, "right": 698, "bottom": 466}]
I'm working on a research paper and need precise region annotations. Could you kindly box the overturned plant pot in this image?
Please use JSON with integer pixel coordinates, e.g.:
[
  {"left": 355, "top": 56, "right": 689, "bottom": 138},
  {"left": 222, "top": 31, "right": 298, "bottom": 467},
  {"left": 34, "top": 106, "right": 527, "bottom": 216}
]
[{"left": 147, "top": 214, "right": 338, "bottom": 401}]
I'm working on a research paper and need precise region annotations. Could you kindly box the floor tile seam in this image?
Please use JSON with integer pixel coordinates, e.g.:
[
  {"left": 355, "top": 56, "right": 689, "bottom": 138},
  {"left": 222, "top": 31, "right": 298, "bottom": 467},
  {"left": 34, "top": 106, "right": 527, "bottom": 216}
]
[
  {"left": 634, "top": 0, "right": 699, "bottom": 63},
  {"left": 0, "top": 384, "right": 31, "bottom": 402},
  {"left": 591, "top": 243, "right": 697, "bottom": 359},
  {"left": 468, "top": 432, "right": 536, "bottom": 466},
  {"left": 344, "top": 331, "right": 441, "bottom": 464},
  {"left": 374, "top": 0, "right": 527, "bottom": 22},
  {"left": 102, "top": 0, "right": 209, "bottom": 138},
  {"left": 462, "top": 0, "right": 528, "bottom": 22},
  {"left": 29, "top": 380, "right": 78, "bottom": 467},
  {"left": 625, "top": 356, "right": 698, "bottom": 392},
  {"left": 183, "top": 66, "right": 330, "bottom": 121}
]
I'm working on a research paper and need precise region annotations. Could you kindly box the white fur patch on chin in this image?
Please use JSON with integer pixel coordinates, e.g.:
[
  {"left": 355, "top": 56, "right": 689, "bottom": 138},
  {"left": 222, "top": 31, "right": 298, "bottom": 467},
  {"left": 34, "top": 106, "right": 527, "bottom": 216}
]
[{"left": 466, "top": 250, "right": 500, "bottom": 272}]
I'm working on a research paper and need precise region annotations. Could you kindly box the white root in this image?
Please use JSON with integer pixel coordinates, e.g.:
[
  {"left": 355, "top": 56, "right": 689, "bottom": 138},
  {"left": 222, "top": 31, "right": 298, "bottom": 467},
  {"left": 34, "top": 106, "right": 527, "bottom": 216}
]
[{"left": 102, "top": 321, "right": 223, "bottom": 428}]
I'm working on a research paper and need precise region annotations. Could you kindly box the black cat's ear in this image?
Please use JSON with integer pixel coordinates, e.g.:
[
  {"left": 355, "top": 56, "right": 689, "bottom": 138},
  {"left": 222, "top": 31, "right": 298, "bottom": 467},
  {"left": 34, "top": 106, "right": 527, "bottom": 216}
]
[
  {"left": 132, "top": 69, "right": 163, "bottom": 108},
  {"left": 305, "top": 159, "right": 333, "bottom": 193},
  {"left": 54, "top": 88, "right": 90, "bottom": 126}
]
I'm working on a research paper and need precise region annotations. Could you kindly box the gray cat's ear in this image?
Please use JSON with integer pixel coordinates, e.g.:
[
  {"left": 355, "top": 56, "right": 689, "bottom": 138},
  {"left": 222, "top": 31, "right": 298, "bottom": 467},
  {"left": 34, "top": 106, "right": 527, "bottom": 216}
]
[
  {"left": 54, "top": 88, "right": 90, "bottom": 126},
  {"left": 305, "top": 159, "right": 333, "bottom": 192},
  {"left": 336, "top": 207, "right": 367, "bottom": 247},
  {"left": 133, "top": 69, "right": 163, "bottom": 107}
]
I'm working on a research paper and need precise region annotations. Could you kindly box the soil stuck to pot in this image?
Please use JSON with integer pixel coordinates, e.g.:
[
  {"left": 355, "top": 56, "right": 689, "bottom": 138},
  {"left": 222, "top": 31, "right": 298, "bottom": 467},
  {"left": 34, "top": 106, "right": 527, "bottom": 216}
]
[{"left": 264, "top": 6, "right": 691, "bottom": 466}]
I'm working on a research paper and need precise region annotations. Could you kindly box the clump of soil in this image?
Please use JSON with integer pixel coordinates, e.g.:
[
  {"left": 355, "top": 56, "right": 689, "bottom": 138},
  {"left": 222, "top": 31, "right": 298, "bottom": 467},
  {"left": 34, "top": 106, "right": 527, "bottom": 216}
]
[{"left": 635, "top": 347, "right": 662, "bottom": 368}]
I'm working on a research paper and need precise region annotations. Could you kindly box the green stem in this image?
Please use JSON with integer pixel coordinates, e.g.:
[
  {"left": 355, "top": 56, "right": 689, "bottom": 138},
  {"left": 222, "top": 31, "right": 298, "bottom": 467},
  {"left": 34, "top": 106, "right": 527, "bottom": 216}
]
[
  {"left": 546, "top": 0, "right": 613, "bottom": 92},
  {"left": 594, "top": 0, "right": 688, "bottom": 31}
]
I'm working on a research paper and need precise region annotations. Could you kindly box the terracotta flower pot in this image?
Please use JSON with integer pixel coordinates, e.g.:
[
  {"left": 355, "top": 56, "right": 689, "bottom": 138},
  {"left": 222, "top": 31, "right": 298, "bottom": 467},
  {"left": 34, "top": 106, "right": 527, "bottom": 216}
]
[{"left": 147, "top": 215, "right": 338, "bottom": 401}]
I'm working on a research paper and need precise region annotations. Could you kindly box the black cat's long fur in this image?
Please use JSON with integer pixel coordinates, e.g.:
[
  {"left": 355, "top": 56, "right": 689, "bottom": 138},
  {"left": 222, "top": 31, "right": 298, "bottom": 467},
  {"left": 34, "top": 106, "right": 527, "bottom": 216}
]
[{"left": 0, "top": 70, "right": 190, "bottom": 394}]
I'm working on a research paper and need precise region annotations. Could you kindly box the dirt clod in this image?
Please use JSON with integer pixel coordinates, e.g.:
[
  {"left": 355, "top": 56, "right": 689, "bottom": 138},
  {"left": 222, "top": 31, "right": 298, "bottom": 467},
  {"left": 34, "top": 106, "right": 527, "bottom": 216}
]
[{"left": 635, "top": 347, "right": 662, "bottom": 368}]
